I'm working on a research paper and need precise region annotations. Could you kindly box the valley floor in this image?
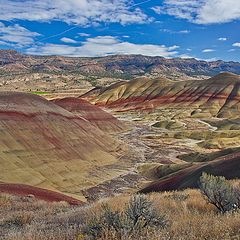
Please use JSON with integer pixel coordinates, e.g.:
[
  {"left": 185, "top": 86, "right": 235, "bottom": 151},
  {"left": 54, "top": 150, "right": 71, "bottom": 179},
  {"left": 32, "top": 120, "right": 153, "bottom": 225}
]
[{"left": 82, "top": 111, "right": 219, "bottom": 200}]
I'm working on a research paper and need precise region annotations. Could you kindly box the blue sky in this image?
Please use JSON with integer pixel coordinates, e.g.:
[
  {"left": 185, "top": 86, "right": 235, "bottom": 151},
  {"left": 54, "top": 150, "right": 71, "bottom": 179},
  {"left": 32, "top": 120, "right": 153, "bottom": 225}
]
[{"left": 0, "top": 0, "right": 240, "bottom": 61}]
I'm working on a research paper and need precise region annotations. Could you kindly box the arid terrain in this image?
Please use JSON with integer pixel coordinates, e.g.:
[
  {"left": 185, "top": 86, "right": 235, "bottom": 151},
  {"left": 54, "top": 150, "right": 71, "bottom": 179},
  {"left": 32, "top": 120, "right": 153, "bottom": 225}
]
[
  {"left": 1, "top": 0, "right": 240, "bottom": 236},
  {"left": 1, "top": 52, "right": 240, "bottom": 239},
  {"left": 2, "top": 188, "right": 240, "bottom": 240},
  {"left": 1, "top": 50, "right": 240, "bottom": 95},
  {"left": 1, "top": 51, "right": 240, "bottom": 200}
]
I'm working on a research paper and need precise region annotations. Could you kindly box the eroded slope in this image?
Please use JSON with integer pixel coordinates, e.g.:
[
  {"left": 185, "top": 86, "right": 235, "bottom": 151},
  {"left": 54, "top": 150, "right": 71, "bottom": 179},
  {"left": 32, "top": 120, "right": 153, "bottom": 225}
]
[
  {"left": 0, "top": 92, "right": 124, "bottom": 201},
  {"left": 82, "top": 72, "right": 240, "bottom": 118},
  {"left": 52, "top": 97, "right": 126, "bottom": 133}
]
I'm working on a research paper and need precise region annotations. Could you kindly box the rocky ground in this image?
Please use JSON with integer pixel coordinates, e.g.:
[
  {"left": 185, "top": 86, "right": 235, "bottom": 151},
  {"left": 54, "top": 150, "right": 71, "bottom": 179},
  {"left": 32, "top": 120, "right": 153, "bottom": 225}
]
[{"left": 82, "top": 112, "right": 212, "bottom": 201}]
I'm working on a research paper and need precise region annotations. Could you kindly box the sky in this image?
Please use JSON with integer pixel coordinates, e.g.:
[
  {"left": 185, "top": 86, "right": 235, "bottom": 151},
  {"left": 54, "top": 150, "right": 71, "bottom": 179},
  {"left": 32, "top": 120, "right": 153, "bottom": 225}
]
[{"left": 0, "top": 0, "right": 239, "bottom": 62}]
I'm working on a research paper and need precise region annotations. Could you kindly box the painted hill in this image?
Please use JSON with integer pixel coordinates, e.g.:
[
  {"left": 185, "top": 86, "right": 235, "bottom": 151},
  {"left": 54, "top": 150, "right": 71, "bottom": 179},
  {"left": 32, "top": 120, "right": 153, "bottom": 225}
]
[
  {"left": 0, "top": 183, "right": 83, "bottom": 205},
  {"left": 140, "top": 149, "right": 240, "bottom": 193},
  {"left": 81, "top": 76, "right": 174, "bottom": 107},
  {"left": 52, "top": 97, "right": 126, "bottom": 133},
  {"left": 0, "top": 92, "right": 124, "bottom": 201},
  {"left": 82, "top": 72, "right": 240, "bottom": 118}
]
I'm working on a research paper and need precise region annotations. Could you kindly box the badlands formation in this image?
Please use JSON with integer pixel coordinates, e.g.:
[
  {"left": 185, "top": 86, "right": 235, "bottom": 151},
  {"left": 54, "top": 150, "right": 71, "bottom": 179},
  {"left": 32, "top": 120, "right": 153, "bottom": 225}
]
[{"left": 1, "top": 61, "right": 240, "bottom": 202}]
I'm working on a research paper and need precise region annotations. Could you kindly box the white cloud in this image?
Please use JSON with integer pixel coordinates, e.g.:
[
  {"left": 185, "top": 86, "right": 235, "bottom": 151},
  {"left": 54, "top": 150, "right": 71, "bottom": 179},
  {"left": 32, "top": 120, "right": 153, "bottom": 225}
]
[
  {"left": 179, "top": 30, "right": 190, "bottom": 34},
  {"left": 151, "top": 6, "right": 162, "bottom": 14},
  {"left": 78, "top": 33, "right": 91, "bottom": 37},
  {"left": 0, "top": 0, "right": 149, "bottom": 26},
  {"left": 160, "top": 28, "right": 172, "bottom": 33},
  {"left": 202, "top": 49, "right": 215, "bottom": 53},
  {"left": 204, "top": 57, "right": 217, "bottom": 62},
  {"left": 218, "top": 37, "right": 227, "bottom": 41},
  {"left": 178, "top": 53, "right": 194, "bottom": 59},
  {"left": 0, "top": 22, "right": 40, "bottom": 47},
  {"left": 0, "top": 40, "right": 12, "bottom": 46},
  {"left": 160, "top": 28, "right": 190, "bottom": 34},
  {"left": 26, "top": 36, "right": 179, "bottom": 57},
  {"left": 168, "top": 45, "right": 179, "bottom": 50},
  {"left": 232, "top": 42, "right": 240, "bottom": 47},
  {"left": 153, "top": 0, "right": 240, "bottom": 24},
  {"left": 60, "top": 37, "right": 77, "bottom": 43}
]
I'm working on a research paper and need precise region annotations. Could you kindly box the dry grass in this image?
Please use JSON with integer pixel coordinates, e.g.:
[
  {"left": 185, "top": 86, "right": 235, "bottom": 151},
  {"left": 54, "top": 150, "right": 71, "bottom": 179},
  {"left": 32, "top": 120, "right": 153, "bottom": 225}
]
[
  {"left": 0, "top": 194, "right": 85, "bottom": 240},
  {"left": 1, "top": 189, "right": 240, "bottom": 239}
]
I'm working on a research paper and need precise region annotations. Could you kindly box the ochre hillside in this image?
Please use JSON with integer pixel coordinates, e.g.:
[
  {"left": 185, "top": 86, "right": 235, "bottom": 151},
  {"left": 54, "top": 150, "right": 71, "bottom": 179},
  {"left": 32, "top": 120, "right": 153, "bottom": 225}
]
[
  {"left": 82, "top": 72, "right": 240, "bottom": 118},
  {"left": 82, "top": 76, "right": 174, "bottom": 107},
  {"left": 0, "top": 92, "right": 124, "bottom": 201},
  {"left": 52, "top": 97, "right": 126, "bottom": 133}
]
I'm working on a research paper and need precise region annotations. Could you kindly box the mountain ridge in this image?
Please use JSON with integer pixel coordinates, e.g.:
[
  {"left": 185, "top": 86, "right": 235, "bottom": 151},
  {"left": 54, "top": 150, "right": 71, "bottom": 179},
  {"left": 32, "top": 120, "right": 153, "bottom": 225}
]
[{"left": 1, "top": 50, "right": 240, "bottom": 79}]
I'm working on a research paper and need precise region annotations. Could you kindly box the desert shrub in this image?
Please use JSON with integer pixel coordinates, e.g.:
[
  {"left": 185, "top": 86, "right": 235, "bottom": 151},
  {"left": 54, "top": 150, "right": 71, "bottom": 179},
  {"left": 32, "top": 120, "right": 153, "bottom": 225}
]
[
  {"left": 124, "top": 194, "right": 167, "bottom": 232},
  {"left": 83, "top": 194, "right": 168, "bottom": 239},
  {"left": 83, "top": 204, "right": 122, "bottom": 239},
  {"left": 164, "top": 192, "right": 189, "bottom": 202},
  {"left": 233, "top": 185, "right": 240, "bottom": 207},
  {"left": 2, "top": 213, "right": 34, "bottom": 229},
  {"left": 199, "top": 173, "right": 239, "bottom": 213}
]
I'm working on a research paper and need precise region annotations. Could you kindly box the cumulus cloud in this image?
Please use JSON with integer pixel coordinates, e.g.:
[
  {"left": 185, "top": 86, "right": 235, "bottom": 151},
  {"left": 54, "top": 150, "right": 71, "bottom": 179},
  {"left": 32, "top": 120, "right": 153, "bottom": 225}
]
[
  {"left": 0, "top": 22, "right": 40, "bottom": 47},
  {"left": 60, "top": 37, "right": 77, "bottom": 43},
  {"left": 178, "top": 53, "right": 194, "bottom": 59},
  {"left": 151, "top": 6, "right": 162, "bottom": 14},
  {"left": 78, "top": 33, "right": 91, "bottom": 37},
  {"left": 160, "top": 28, "right": 190, "bottom": 34},
  {"left": 202, "top": 49, "right": 215, "bottom": 53},
  {"left": 232, "top": 42, "right": 240, "bottom": 47},
  {"left": 153, "top": 0, "right": 240, "bottom": 24},
  {"left": 178, "top": 30, "right": 190, "bottom": 34},
  {"left": 0, "top": 0, "right": 149, "bottom": 26},
  {"left": 203, "top": 57, "right": 217, "bottom": 62},
  {"left": 26, "top": 36, "right": 179, "bottom": 57},
  {"left": 168, "top": 45, "right": 179, "bottom": 50},
  {"left": 218, "top": 37, "right": 227, "bottom": 41}
]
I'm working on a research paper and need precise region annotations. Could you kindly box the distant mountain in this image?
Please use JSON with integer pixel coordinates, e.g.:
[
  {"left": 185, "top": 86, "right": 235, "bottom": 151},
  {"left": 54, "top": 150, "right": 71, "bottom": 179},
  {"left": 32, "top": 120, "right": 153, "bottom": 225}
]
[{"left": 1, "top": 50, "right": 240, "bottom": 81}]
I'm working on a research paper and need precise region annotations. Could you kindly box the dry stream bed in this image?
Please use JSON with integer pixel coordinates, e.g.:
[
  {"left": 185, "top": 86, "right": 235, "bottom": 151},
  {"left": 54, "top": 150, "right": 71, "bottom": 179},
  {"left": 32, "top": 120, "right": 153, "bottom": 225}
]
[{"left": 82, "top": 112, "right": 217, "bottom": 201}]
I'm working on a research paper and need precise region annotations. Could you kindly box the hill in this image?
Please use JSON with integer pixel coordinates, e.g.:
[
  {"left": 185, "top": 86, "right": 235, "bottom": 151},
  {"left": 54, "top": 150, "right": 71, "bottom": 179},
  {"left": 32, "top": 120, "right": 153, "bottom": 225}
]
[
  {"left": 52, "top": 97, "right": 126, "bottom": 132},
  {"left": 82, "top": 72, "right": 240, "bottom": 118},
  {"left": 0, "top": 92, "right": 124, "bottom": 201},
  {"left": 0, "top": 183, "right": 83, "bottom": 205},
  {"left": 140, "top": 149, "right": 240, "bottom": 193}
]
